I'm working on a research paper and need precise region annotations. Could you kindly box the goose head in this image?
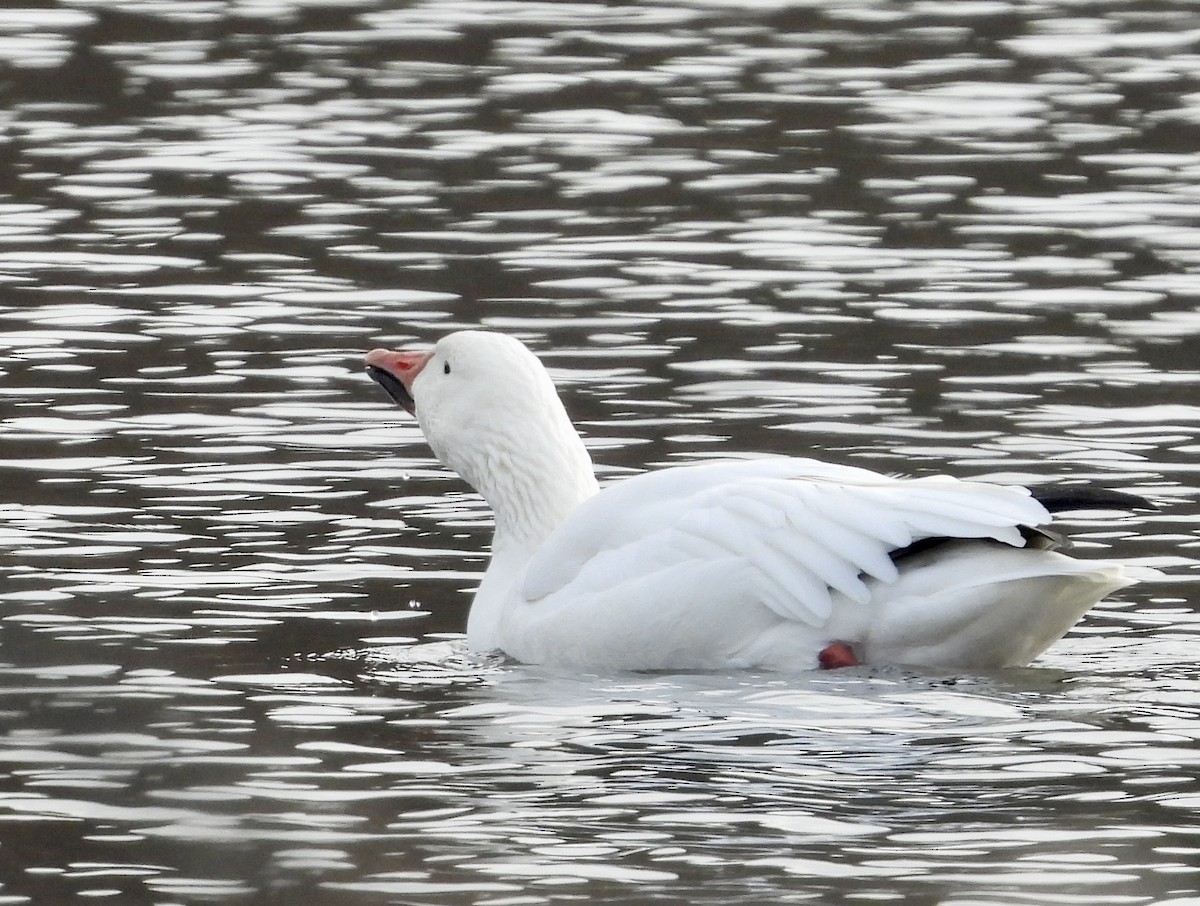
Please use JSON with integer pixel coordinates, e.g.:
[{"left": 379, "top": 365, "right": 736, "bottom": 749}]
[{"left": 366, "top": 330, "right": 599, "bottom": 543}]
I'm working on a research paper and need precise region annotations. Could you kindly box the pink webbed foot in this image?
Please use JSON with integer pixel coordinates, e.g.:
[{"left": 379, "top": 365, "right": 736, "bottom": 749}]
[{"left": 818, "top": 641, "right": 859, "bottom": 670}]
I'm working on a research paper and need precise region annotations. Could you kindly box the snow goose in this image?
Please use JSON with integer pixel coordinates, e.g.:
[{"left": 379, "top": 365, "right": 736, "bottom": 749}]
[{"left": 366, "top": 330, "right": 1150, "bottom": 672}]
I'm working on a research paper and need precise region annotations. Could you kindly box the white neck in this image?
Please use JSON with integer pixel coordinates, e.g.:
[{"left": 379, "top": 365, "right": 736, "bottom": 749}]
[{"left": 456, "top": 409, "right": 599, "bottom": 649}]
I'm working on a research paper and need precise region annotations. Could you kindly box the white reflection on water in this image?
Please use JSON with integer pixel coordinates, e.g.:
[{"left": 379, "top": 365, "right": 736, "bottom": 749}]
[
  {"left": 0, "top": 0, "right": 1197, "bottom": 903},
  {"left": 330, "top": 659, "right": 1199, "bottom": 901}
]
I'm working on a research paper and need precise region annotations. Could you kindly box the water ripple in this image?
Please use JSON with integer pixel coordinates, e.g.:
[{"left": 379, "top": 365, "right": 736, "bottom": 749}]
[{"left": 0, "top": 1, "right": 1196, "bottom": 903}]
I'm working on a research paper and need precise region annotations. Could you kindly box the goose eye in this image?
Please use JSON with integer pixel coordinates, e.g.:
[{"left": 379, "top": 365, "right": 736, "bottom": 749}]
[{"left": 443, "top": 361, "right": 451, "bottom": 375}]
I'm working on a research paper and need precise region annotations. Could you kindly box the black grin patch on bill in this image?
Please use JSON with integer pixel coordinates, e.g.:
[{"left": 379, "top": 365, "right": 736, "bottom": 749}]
[{"left": 367, "top": 364, "right": 415, "bottom": 413}]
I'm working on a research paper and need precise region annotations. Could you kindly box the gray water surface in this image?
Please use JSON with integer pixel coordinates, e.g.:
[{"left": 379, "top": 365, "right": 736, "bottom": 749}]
[{"left": 0, "top": 1, "right": 1198, "bottom": 904}]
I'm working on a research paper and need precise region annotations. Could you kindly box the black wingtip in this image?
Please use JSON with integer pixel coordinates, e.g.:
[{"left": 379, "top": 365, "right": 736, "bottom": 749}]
[{"left": 1030, "top": 486, "right": 1155, "bottom": 513}]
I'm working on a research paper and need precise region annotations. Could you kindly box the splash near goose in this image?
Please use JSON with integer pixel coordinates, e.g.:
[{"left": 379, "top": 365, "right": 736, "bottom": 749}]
[{"left": 366, "top": 330, "right": 1151, "bottom": 672}]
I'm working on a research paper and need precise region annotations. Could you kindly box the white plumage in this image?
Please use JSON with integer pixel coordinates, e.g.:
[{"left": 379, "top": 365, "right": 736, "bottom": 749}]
[{"left": 366, "top": 330, "right": 1148, "bottom": 672}]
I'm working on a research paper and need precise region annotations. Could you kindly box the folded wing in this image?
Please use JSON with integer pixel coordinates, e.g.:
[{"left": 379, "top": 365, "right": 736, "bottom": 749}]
[{"left": 519, "top": 458, "right": 1051, "bottom": 628}]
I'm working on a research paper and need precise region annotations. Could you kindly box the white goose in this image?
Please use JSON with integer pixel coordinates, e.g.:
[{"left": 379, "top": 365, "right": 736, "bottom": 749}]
[{"left": 366, "top": 330, "right": 1150, "bottom": 672}]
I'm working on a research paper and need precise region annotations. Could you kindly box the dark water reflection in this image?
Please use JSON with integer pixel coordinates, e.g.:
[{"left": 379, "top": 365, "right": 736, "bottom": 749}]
[{"left": 0, "top": 0, "right": 1198, "bottom": 903}]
